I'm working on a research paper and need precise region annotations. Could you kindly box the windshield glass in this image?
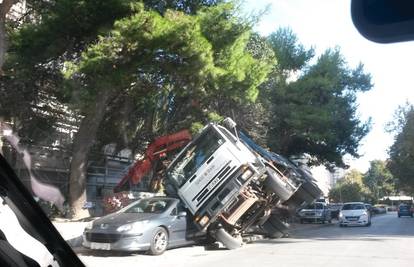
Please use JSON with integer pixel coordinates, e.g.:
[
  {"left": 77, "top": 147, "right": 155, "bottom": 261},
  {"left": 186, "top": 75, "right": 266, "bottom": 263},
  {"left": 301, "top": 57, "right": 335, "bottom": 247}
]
[
  {"left": 123, "top": 199, "right": 172, "bottom": 214},
  {"left": 167, "top": 127, "right": 225, "bottom": 187},
  {"left": 304, "top": 203, "right": 324, "bottom": 210},
  {"left": 342, "top": 204, "right": 365, "bottom": 210}
]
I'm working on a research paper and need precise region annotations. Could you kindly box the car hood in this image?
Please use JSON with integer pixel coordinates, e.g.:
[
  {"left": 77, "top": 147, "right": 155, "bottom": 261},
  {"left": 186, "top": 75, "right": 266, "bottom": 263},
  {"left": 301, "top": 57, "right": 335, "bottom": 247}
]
[
  {"left": 341, "top": 210, "right": 366, "bottom": 216},
  {"left": 93, "top": 212, "right": 159, "bottom": 227}
]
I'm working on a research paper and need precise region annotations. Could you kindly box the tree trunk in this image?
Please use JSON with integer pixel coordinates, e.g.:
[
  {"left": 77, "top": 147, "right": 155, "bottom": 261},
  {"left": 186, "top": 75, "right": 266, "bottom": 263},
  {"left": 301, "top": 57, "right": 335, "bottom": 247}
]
[{"left": 69, "top": 90, "right": 112, "bottom": 219}]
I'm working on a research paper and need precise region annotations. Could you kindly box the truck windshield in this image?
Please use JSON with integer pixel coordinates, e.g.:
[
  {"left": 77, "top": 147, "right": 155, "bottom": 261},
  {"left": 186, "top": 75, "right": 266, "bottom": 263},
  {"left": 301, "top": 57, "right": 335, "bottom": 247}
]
[{"left": 168, "top": 127, "right": 225, "bottom": 188}]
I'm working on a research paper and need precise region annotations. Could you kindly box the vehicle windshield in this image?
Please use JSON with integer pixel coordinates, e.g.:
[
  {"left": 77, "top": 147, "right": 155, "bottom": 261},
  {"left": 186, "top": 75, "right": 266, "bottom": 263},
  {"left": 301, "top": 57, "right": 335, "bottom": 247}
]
[
  {"left": 342, "top": 204, "right": 365, "bottom": 210},
  {"left": 122, "top": 199, "right": 172, "bottom": 214},
  {"left": 304, "top": 203, "right": 324, "bottom": 210},
  {"left": 167, "top": 127, "right": 225, "bottom": 187}
]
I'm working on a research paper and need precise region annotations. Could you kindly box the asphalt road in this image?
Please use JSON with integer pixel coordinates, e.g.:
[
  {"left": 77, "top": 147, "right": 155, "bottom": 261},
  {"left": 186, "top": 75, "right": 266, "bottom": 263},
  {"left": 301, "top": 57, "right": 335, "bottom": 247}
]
[{"left": 77, "top": 212, "right": 414, "bottom": 267}]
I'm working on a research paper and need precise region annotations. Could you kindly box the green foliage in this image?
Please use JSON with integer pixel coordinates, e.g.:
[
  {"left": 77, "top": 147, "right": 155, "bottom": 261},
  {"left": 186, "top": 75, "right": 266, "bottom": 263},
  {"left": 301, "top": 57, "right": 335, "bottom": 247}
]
[
  {"left": 328, "top": 182, "right": 364, "bottom": 203},
  {"left": 388, "top": 106, "right": 414, "bottom": 193},
  {"left": 266, "top": 46, "right": 373, "bottom": 166},
  {"left": 190, "top": 121, "right": 204, "bottom": 134},
  {"left": 207, "top": 112, "right": 223, "bottom": 123},
  {"left": 363, "top": 160, "right": 395, "bottom": 202}
]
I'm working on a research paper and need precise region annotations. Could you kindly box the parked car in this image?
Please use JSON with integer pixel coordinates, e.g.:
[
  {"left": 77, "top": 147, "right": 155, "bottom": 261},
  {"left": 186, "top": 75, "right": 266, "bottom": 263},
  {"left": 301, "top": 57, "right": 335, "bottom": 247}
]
[
  {"left": 372, "top": 205, "right": 387, "bottom": 214},
  {"left": 297, "top": 202, "right": 332, "bottom": 224},
  {"left": 339, "top": 202, "right": 371, "bottom": 227},
  {"left": 83, "top": 197, "right": 199, "bottom": 255},
  {"left": 397, "top": 204, "right": 413, "bottom": 218}
]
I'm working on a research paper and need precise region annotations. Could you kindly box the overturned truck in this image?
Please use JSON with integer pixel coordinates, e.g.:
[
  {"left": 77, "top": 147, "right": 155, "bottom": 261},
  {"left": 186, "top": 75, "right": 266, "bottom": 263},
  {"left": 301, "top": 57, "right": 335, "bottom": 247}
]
[{"left": 164, "top": 118, "right": 322, "bottom": 249}]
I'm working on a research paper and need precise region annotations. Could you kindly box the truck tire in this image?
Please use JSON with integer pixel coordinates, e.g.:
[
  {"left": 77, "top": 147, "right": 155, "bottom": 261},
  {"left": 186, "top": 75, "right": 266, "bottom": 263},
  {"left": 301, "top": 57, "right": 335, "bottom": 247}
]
[
  {"left": 215, "top": 228, "right": 243, "bottom": 250},
  {"left": 300, "top": 181, "right": 322, "bottom": 199},
  {"left": 285, "top": 186, "right": 314, "bottom": 206},
  {"left": 262, "top": 215, "right": 289, "bottom": 238},
  {"left": 264, "top": 166, "right": 295, "bottom": 202}
]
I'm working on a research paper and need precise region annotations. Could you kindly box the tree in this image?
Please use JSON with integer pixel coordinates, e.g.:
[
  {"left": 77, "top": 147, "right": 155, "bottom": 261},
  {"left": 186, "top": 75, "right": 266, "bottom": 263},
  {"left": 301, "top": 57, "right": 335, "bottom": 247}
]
[
  {"left": 328, "top": 182, "right": 364, "bottom": 203},
  {"left": 388, "top": 105, "right": 414, "bottom": 193},
  {"left": 7, "top": 1, "right": 274, "bottom": 218},
  {"left": 363, "top": 160, "right": 395, "bottom": 202},
  {"left": 265, "top": 33, "right": 373, "bottom": 166}
]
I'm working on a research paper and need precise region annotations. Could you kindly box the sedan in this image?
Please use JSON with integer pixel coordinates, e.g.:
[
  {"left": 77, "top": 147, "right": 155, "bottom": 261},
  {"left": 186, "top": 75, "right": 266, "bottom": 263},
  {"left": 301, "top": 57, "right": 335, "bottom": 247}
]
[
  {"left": 82, "top": 197, "right": 198, "bottom": 255},
  {"left": 339, "top": 202, "right": 371, "bottom": 227}
]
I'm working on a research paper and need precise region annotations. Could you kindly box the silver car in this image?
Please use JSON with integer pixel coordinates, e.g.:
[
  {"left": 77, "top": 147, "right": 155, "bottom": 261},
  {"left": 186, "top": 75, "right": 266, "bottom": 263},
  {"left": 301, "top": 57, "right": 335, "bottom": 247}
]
[{"left": 82, "top": 197, "right": 198, "bottom": 255}]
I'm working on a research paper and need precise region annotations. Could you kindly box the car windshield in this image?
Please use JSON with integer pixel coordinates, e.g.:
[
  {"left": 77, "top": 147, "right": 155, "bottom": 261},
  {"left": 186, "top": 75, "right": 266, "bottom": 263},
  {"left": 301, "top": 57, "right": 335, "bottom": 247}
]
[
  {"left": 342, "top": 204, "right": 365, "bottom": 210},
  {"left": 122, "top": 199, "right": 172, "bottom": 214},
  {"left": 167, "top": 127, "right": 225, "bottom": 188}
]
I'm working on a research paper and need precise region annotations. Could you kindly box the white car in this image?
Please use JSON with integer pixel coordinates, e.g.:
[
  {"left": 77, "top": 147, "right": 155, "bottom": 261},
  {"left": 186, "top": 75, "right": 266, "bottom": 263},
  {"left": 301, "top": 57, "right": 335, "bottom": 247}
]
[{"left": 339, "top": 202, "right": 371, "bottom": 227}]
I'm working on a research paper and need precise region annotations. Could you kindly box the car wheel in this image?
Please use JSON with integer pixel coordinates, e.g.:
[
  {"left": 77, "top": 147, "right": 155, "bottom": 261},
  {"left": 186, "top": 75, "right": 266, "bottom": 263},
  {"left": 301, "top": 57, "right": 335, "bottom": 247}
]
[
  {"left": 148, "top": 227, "right": 169, "bottom": 255},
  {"left": 366, "top": 221, "right": 371, "bottom": 227},
  {"left": 215, "top": 228, "right": 243, "bottom": 250},
  {"left": 398, "top": 214, "right": 401, "bottom": 218},
  {"left": 300, "top": 219, "right": 304, "bottom": 224},
  {"left": 328, "top": 219, "right": 332, "bottom": 224},
  {"left": 339, "top": 224, "right": 343, "bottom": 227}
]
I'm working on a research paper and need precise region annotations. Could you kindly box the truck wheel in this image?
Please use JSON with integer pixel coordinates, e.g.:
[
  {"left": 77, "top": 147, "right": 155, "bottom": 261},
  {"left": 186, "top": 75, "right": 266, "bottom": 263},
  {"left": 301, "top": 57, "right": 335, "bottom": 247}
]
[
  {"left": 300, "top": 181, "right": 322, "bottom": 199},
  {"left": 148, "top": 227, "right": 169, "bottom": 255},
  {"left": 264, "top": 166, "right": 294, "bottom": 202},
  {"left": 214, "top": 228, "right": 243, "bottom": 250},
  {"left": 285, "top": 186, "right": 314, "bottom": 205},
  {"left": 262, "top": 215, "right": 289, "bottom": 238}
]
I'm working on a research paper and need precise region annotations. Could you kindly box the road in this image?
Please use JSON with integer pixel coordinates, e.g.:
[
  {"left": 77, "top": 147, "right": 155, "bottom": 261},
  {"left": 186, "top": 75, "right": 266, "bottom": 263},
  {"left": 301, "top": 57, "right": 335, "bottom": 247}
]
[{"left": 77, "top": 212, "right": 414, "bottom": 267}]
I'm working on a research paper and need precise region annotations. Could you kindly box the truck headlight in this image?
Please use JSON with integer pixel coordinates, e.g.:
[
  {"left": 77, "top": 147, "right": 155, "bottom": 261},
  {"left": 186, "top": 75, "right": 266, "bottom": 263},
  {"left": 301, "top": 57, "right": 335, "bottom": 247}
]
[
  {"left": 240, "top": 169, "right": 253, "bottom": 181},
  {"left": 199, "top": 215, "right": 210, "bottom": 227}
]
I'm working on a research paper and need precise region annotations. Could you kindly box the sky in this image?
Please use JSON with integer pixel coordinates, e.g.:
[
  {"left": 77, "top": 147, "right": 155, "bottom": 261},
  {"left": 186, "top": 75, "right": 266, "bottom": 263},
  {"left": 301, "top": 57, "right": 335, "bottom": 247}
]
[{"left": 243, "top": 0, "right": 414, "bottom": 173}]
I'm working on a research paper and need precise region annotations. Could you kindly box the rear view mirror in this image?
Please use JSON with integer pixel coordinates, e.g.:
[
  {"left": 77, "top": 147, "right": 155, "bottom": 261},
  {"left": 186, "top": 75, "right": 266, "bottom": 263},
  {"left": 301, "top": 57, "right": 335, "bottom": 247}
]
[{"left": 351, "top": 0, "right": 414, "bottom": 43}]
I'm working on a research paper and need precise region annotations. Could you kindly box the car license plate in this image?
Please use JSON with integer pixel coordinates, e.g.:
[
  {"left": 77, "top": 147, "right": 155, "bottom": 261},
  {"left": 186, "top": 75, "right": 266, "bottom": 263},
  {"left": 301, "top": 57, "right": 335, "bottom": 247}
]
[
  {"left": 348, "top": 218, "right": 358, "bottom": 221},
  {"left": 91, "top": 242, "right": 111, "bottom": 250}
]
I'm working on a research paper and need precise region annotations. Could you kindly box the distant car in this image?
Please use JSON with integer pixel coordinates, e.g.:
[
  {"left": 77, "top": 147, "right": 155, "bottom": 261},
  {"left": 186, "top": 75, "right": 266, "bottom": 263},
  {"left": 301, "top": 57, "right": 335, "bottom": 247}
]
[
  {"left": 397, "top": 204, "right": 413, "bottom": 218},
  {"left": 83, "top": 197, "right": 199, "bottom": 255},
  {"left": 297, "top": 202, "right": 332, "bottom": 224},
  {"left": 339, "top": 202, "right": 371, "bottom": 227},
  {"left": 372, "top": 205, "right": 387, "bottom": 214}
]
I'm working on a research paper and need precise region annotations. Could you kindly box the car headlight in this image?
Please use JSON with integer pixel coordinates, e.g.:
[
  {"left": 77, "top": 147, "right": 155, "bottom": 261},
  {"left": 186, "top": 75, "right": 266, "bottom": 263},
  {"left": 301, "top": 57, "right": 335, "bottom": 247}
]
[
  {"left": 116, "top": 220, "right": 149, "bottom": 232},
  {"left": 339, "top": 212, "right": 344, "bottom": 219},
  {"left": 85, "top": 221, "right": 93, "bottom": 230}
]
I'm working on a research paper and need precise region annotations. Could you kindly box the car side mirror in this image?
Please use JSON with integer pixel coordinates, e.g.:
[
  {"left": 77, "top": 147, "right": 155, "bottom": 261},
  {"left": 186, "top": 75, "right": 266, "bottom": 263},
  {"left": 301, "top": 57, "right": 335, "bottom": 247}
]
[{"left": 178, "top": 211, "right": 187, "bottom": 217}]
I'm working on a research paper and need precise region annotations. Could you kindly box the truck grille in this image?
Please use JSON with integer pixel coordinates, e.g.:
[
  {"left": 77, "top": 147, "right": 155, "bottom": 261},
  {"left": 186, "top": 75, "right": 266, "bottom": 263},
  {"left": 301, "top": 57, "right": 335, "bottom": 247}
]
[{"left": 193, "top": 161, "right": 236, "bottom": 207}]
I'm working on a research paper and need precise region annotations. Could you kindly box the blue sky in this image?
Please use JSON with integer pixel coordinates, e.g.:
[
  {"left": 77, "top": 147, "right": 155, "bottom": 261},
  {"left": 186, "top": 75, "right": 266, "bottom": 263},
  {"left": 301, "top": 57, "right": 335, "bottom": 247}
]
[{"left": 243, "top": 0, "right": 414, "bottom": 172}]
